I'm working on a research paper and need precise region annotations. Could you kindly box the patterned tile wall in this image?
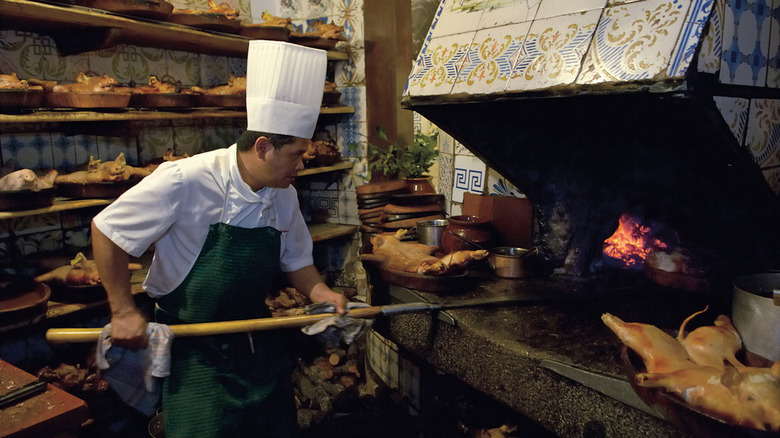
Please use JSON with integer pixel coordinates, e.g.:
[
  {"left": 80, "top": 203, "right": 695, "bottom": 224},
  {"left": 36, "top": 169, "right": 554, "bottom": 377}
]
[{"left": 0, "top": 0, "right": 364, "bottom": 267}]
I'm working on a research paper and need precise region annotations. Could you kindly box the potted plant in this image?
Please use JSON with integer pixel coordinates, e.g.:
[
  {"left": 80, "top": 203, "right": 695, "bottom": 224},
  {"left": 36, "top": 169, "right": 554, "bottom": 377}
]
[{"left": 368, "top": 127, "right": 439, "bottom": 193}]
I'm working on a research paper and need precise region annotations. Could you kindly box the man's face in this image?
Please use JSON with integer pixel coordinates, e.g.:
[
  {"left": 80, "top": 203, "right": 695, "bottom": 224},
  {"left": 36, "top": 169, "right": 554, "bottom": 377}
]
[{"left": 263, "top": 137, "right": 310, "bottom": 188}]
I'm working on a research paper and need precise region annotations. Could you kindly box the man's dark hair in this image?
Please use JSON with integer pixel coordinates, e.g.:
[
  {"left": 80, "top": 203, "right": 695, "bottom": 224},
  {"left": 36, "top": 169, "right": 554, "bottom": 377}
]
[{"left": 237, "top": 130, "right": 295, "bottom": 152}]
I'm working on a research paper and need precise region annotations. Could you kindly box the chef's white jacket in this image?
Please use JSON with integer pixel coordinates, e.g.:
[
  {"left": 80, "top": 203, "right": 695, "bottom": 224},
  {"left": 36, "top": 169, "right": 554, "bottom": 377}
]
[{"left": 93, "top": 145, "right": 314, "bottom": 298}]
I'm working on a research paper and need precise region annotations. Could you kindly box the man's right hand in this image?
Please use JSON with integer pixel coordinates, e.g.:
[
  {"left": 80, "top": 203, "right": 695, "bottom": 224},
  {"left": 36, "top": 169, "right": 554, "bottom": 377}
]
[{"left": 110, "top": 307, "right": 148, "bottom": 350}]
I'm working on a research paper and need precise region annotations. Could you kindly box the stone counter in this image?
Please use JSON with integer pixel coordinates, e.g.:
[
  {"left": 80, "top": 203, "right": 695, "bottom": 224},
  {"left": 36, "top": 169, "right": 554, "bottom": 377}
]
[{"left": 370, "top": 273, "right": 728, "bottom": 438}]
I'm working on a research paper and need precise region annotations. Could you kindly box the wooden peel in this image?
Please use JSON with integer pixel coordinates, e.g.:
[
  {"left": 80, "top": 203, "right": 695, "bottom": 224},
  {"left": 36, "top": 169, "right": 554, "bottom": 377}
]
[{"left": 45, "top": 296, "right": 529, "bottom": 344}]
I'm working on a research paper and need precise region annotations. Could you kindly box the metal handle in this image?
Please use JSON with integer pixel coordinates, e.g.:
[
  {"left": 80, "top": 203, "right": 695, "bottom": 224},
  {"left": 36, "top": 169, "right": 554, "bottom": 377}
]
[{"left": 446, "top": 229, "right": 486, "bottom": 250}]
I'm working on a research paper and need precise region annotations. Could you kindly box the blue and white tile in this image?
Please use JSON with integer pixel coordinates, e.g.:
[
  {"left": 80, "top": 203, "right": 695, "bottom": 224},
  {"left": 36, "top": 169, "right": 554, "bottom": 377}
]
[
  {"left": 406, "top": 33, "right": 474, "bottom": 97},
  {"left": 306, "top": 189, "right": 340, "bottom": 222},
  {"left": 199, "top": 54, "right": 231, "bottom": 87},
  {"left": 453, "top": 23, "right": 528, "bottom": 95},
  {"left": 766, "top": 0, "right": 780, "bottom": 88},
  {"left": 337, "top": 121, "right": 367, "bottom": 158},
  {"left": 479, "top": 0, "right": 541, "bottom": 28},
  {"left": 338, "top": 189, "right": 360, "bottom": 225},
  {"left": 719, "top": 0, "right": 772, "bottom": 86},
  {"left": 438, "top": 153, "right": 453, "bottom": 208},
  {"left": 508, "top": 11, "right": 599, "bottom": 91},
  {"left": 97, "top": 136, "right": 137, "bottom": 165},
  {"left": 762, "top": 167, "right": 780, "bottom": 194},
  {"left": 165, "top": 50, "right": 201, "bottom": 86},
  {"left": 488, "top": 168, "right": 524, "bottom": 197},
  {"left": 452, "top": 154, "right": 486, "bottom": 203},
  {"left": 450, "top": 202, "right": 462, "bottom": 217},
  {"left": 433, "top": 0, "right": 486, "bottom": 37},
  {"left": 12, "top": 214, "right": 60, "bottom": 236},
  {"left": 172, "top": 125, "right": 204, "bottom": 158},
  {"left": 15, "top": 230, "right": 62, "bottom": 255},
  {"left": 744, "top": 99, "right": 780, "bottom": 167},
  {"left": 454, "top": 139, "right": 474, "bottom": 156},
  {"left": 713, "top": 96, "right": 750, "bottom": 144},
  {"left": 439, "top": 131, "right": 455, "bottom": 155},
  {"left": 339, "top": 86, "right": 366, "bottom": 124},
  {"left": 668, "top": 0, "right": 715, "bottom": 77},
  {"left": 0, "top": 133, "right": 53, "bottom": 171},
  {"left": 696, "top": 0, "right": 724, "bottom": 73},
  {"left": 71, "top": 135, "right": 99, "bottom": 166},
  {"left": 535, "top": 0, "right": 606, "bottom": 19},
  {"left": 50, "top": 134, "right": 75, "bottom": 171},
  {"left": 577, "top": 0, "right": 690, "bottom": 84},
  {"left": 339, "top": 157, "right": 369, "bottom": 191}
]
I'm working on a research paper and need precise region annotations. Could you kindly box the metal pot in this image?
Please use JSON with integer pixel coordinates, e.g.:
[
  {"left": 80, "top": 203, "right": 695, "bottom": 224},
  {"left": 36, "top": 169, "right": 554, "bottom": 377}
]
[
  {"left": 417, "top": 219, "right": 448, "bottom": 247},
  {"left": 732, "top": 273, "right": 780, "bottom": 361},
  {"left": 488, "top": 247, "right": 537, "bottom": 279}
]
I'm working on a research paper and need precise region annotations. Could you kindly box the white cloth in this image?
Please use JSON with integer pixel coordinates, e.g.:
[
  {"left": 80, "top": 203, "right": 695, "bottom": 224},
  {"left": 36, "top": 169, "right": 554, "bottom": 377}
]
[
  {"left": 246, "top": 40, "right": 327, "bottom": 138},
  {"left": 96, "top": 323, "right": 174, "bottom": 416},
  {"left": 301, "top": 302, "right": 373, "bottom": 346},
  {"left": 93, "top": 145, "right": 313, "bottom": 298}
]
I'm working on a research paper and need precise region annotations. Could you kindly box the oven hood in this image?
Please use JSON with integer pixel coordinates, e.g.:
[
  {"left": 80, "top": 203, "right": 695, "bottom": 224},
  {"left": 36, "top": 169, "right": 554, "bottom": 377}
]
[{"left": 401, "top": 0, "right": 780, "bottom": 286}]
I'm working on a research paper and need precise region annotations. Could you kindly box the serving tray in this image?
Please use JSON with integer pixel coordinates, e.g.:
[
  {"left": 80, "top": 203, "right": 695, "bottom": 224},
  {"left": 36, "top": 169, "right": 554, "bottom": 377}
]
[
  {"left": 238, "top": 24, "right": 290, "bottom": 41},
  {"left": 0, "top": 88, "right": 44, "bottom": 108}
]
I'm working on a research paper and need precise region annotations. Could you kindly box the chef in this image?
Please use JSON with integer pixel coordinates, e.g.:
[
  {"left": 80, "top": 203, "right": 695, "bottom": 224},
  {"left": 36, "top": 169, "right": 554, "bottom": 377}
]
[{"left": 91, "top": 40, "right": 348, "bottom": 438}]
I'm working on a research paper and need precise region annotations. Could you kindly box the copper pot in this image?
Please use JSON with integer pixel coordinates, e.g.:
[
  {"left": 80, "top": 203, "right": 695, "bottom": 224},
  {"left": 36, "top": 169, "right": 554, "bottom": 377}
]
[
  {"left": 488, "top": 247, "right": 537, "bottom": 278},
  {"left": 440, "top": 215, "right": 497, "bottom": 253}
]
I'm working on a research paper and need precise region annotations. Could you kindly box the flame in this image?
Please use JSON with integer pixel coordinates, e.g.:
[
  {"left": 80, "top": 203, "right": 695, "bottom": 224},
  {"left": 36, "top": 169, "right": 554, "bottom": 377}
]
[{"left": 603, "top": 213, "right": 667, "bottom": 267}]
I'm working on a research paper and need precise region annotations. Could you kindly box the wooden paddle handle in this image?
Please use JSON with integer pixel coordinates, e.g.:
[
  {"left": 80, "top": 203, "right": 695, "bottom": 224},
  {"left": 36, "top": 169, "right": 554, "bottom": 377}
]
[{"left": 45, "top": 306, "right": 385, "bottom": 344}]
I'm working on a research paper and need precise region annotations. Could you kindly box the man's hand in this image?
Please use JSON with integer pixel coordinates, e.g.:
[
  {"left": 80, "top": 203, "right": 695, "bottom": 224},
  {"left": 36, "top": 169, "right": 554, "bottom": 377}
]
[
  {"left": 110, "top": 307, "right": 148, "bottom": 349},
  {"left": 309, "top": 285, "right": 348, "bottom": 315}
]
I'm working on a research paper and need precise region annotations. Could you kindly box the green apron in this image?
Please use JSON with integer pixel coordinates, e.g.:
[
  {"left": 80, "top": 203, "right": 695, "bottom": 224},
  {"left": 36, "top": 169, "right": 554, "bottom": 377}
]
[{"left": 156, "top": 222, "right": 296, "bottom": 438}]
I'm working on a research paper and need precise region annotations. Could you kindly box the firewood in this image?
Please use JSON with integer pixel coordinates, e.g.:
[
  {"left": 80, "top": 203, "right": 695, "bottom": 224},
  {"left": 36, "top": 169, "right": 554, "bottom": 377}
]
[
  {"left": 297, "top": 408, "right": 326, "bottom": 429},
  {"left": 312, "top": 357, "right": 335, "bottom": 377},
  {"left": 328, "top": 348, "right": 347, "bottom": 366},
  {"left": 333, "top": 358, "right": 360, "bottom": 377},
  {"left": 292, "top": 369, "right": 332, "bottom": 413},
  {"left": 337, "top": 374, "right": 358, "bottom": 389}
]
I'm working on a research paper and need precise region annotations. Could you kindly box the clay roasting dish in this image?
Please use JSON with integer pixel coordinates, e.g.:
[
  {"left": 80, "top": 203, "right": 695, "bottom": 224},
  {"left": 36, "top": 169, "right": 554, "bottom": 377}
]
[
  {"left": 129, "top": 93, "right": 196, "bottom": 108},
  {"left": 56, "top": 178, "right": 140, "bottom": 199},
  {"left": 45, "top": 92, "right": 131, "bottom": 109},
  {"left": 0, "top": 188, "right": 55, "bottom": 211},
  {"left": 0, "top": 88, "right": 44, "bottom": 108}
]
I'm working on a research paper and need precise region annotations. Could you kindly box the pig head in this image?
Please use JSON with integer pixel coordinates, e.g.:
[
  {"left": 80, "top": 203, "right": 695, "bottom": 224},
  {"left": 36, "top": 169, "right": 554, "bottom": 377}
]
[{"left": 52, "top": 73, "right": 118, "bottom": 93}]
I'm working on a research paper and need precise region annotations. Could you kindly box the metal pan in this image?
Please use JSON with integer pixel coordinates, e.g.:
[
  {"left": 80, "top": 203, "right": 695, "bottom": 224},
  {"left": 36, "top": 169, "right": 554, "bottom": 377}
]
[
  {"left": 0, "top": 88, "right": 44, "bottom": 108},
  {"left": 620, "top": 346, "right": 777, "bottom": 438},
  {"left": 130, "top": 93, "right": 196, "bottom": 108},
  {"left": 56, "top": 179, "right": 140, "bottom": 199},
  {"left": 0, "top": 188, "right": 55, "bottom": 211}
]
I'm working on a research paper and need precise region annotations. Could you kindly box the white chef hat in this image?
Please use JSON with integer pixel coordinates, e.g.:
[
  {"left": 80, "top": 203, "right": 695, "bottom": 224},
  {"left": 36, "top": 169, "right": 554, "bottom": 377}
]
[{"left": 246, "top": 40, "right": 327, "bottom": 139}]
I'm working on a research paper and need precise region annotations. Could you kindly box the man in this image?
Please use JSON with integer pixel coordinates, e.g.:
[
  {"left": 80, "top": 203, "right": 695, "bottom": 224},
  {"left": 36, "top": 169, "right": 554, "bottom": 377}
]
[{"left": 91, "top": 40, "right": 348, "bottom": 437}]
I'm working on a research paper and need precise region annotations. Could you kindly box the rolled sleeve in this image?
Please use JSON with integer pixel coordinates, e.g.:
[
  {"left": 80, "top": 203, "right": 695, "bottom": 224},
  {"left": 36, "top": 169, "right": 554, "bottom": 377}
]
[{"left": 93, "top": 163, "right": 184, "bottom": 257}]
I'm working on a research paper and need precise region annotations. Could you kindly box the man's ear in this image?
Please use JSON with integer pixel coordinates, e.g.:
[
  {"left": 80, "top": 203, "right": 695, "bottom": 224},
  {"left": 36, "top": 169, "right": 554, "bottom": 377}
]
[{"left": 254, "top": 136, "right": 271, "bottom": 159}]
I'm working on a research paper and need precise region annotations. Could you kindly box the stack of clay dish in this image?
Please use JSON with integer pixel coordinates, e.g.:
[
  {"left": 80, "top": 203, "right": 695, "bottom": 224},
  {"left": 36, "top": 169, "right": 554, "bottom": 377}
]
[
  {"left": 379, "top": 193, "right": 445, "bottom": 230},
  {"left": 356, "top": 180, "right": 409, "bottom": 232}
]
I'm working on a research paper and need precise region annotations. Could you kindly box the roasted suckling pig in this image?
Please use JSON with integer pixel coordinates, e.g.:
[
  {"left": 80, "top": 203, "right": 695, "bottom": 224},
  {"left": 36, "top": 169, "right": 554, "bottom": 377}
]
[
  {"left": 190, "top": 75, "right": 246, "bottom": 95},
  {"left": 48, "top": 73, "right": 121, "bottom": 93},
  {"left": 116, "top": 75, "right": 190, "bottom": 94},
  {"left": 0, "top": 169, "right": 57, "bottom": 192},
  {"left": 260, "top": 10, "right": 292, "bottom": 27},
  {"left": 603, "top": 309, "right": 780, "bottom": 432},
  {"left": 308, "top": 20, "right": 345, "bottom": 40},
  {"left": 361, "top": 229, "right": 488, "bottom": 275},
  {"left": 174, "top": 0, "right": 238, "bottom": 19},
  {"left": 56, "top": 153, "right": 153, "bottom": 184},
  {"left": 34, "top": 252, "right": 142, "bottom": 286},
  {"left": 0, "top": 72, "right": 30, "bottom": 89}
]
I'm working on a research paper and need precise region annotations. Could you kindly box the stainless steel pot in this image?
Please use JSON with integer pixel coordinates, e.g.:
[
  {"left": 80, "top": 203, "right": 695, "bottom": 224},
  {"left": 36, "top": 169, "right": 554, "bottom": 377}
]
[
  {"left": 488, "top": 247, "right": 537, "bottom": 278},
  {"left": 417, "top": 219, "right": 448, "bottom": 247},
  {"left": 732, "top": 273, "right": 780, "bottom": 361}
]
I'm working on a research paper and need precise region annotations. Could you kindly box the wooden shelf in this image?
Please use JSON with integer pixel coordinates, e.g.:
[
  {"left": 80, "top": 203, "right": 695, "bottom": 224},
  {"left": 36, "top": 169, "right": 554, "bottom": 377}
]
[
  {"left": 0, "top": 0, "right": 349, "bottom": 59},
  {"left": 309, "top": 222, "right": 358, "bottom": 243},
  {"left": 0, "top": 198, "right": 112, "bottom": 220},
  {"left": 298, "top": 160, "right": 353, "bottom": 177},
  {"left": 0, "top": 106, "right": 354, "bottom": 124},
  {"left": 44, "top": 223, "right": 358, "bottom": 319}
]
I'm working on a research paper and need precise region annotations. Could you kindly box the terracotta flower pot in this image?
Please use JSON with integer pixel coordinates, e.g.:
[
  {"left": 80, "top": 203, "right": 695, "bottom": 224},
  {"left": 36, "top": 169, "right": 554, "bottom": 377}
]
[{"left": 404, "top": 176, "right": 435, "bottom": 194}]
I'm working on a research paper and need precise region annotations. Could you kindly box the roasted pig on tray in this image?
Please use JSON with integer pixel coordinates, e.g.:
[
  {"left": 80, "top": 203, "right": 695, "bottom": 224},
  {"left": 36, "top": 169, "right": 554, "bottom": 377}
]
[
  {"left": 174, "top": 0, "right": 238, "bottom": 19},
  {"left": 361, "top": 229, "right": 488, "bottom": 275},
  {"left": 56, "top": 153, "right": 154, "bottom": 184},
  {"left": 0, "top": 72, "right": 30, "bottom": 89},
  {"left": 46, "top": 73, "right": 121, "bottom": 93},
  {"left": 34, "top": 252, "right": 142, "bottom": 286},
  {"left": 190, "top": 75, "right": 246, "bottom": 95},
  {"left": 603, "top": 309, "right": 780, "bottom": 432},
  {"left": 260, "top": 10, "right": 292, "bottom": 27}
]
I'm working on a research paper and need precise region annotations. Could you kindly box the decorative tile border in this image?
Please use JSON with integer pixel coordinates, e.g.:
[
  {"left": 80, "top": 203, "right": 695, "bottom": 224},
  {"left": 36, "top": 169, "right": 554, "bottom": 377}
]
[
  {"left": 719, "top": 0, "right": 772, "bottom": 86},
  {"left": 713, "top": 96, "right": 750, "bottom": 144},
  {"left": 453, "top": 23, "right": 528, "bottom": 95},
  {"left": 667, "top": 0, "right": 714, "bottom": 77},
  {"left": 406, "top": 33, "right": 474, "bottom": 96},
  {"left": 508, "top": 10, "right": 599, "bottom": 91},
  {"left": 535, "top": 0, "right": 605, "bottom": 20},
  {"left": 744, "top": 98, "right": 780, "bottom": 167},
  {"left": 453, "top": 154, "right": 486, "bottom": 203},
  {"left": 577, "top": 0, "right": 690, "bottom": 84},
  {"left": 696, "top": 0, "right": 724, "bottom": 73}
]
